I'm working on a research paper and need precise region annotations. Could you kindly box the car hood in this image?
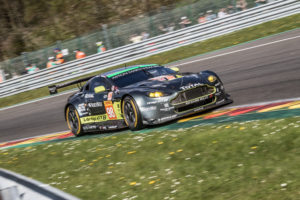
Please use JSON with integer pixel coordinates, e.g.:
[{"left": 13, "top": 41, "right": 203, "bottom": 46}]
[{"left": 123, "top": 74, "right": 206, "bottom": 92}]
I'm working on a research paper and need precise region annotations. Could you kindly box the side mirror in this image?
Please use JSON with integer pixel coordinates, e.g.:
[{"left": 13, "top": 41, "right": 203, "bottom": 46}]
[
  {"left": 170, "top": 67, "right": 180, "bottom": 72},
  {"left": 94, "top": 86, "right": 106, "bottom": 93}
]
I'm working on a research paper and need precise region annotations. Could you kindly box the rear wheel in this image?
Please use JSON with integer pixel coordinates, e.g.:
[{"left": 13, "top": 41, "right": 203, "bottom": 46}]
[
  {"left": 122, "top": 96, "right": 144, "bottom": 130},
  {"left": 66, "top": 105, "right": 83, "bottom": 136}
]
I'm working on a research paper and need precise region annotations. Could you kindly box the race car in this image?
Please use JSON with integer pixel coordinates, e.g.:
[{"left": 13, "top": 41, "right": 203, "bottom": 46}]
[{"left": 49, "top": 64, "right": 232, "bottom": 136}]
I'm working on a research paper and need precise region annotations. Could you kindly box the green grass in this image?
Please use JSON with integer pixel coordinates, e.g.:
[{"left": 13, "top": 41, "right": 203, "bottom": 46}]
[
  {"left": 1, "top": 14, "right": 300, "bottom": 109},
  {"left": 1, "top": 116, "right": 300, "bottom": 200}
]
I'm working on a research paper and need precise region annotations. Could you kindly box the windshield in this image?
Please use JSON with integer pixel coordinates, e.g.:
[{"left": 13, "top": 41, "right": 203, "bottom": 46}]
[{"left": 109, "top": 66, "right": 176, "bottom": 87}]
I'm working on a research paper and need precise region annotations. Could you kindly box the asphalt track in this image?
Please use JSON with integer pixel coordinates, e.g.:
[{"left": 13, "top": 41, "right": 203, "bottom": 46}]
[{"left": 1, "top": 29, "right": 300, "bottom": 143}]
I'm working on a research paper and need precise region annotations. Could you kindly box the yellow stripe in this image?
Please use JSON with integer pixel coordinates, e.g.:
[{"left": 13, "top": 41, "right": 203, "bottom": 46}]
[
  {"left": 122, "top": 100, "right": 129, "bottom": 126},
  {"left": 66, "top": 106, "right": 81, "bottom": 134},
  {"left": 258, "top": 101, "right": 300, "bottom": 113},
  {"left": 178, "top": 113, "right": 209, "bottom": 123},
  {"left": 178, "top": 108, "right": 234, "bottom": 123},
  {"left": 66, "top": 107, "right": 72, "bottom": 130},
  {"left": 74, "top": 109, "right": 81, "bottom": 134},
  {"left": 14, "top": 132, "right": 71, "bottom": 146},
  {"left": 289, "top": 103, "right": 300, "bottom": 109},
  {"left": 130, "top": 100, "right": 138, "bottom": 128}
]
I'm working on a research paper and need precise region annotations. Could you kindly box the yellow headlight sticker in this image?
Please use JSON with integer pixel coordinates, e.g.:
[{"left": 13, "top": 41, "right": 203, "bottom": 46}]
[
  {"left": 149, "top": 92, "right": 164, "bottom": 98},
  {"left": 208, "top": 75, "right": 217, "bottom": 83}
]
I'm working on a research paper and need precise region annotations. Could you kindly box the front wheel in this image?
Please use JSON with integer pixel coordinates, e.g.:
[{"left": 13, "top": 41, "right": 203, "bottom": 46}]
[
  {"left": 122, "top": 96, "right": 144, "bottom": 131},
  {"left": 66, "top": 105, "right": 83, "bottom": 136}
]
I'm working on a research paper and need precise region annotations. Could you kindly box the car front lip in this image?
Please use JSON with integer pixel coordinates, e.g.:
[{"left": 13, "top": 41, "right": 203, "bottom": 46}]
[{"left": 142, "top": 97, "right": 232, "bottom": 125}]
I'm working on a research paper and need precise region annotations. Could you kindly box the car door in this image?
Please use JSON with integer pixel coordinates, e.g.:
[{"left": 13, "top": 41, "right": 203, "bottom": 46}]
[
  {"left": 85, "top": 77, "right": 108, "bottom": 116},
  {"left": 85, "top": 77, "right": 121, "bottom": 127}
]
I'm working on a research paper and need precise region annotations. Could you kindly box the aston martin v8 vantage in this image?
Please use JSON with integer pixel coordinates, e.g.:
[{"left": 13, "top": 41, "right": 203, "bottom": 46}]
[{"left": 49, "top": 64, "right": 232, "bottom": 136}]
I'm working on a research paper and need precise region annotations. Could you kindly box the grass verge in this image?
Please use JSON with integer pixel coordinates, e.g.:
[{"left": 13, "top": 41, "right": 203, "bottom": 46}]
[
  {"left": 1, "top": 116, "right": 299, "bottom": 200},
  {"left": 1, "top": 14, "right": 299, "bottom": 109}
]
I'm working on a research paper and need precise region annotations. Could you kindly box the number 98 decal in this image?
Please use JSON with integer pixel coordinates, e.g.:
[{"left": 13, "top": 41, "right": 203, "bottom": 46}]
[{"left": 104, "top": 101, "right": 117, "bottom": 120}]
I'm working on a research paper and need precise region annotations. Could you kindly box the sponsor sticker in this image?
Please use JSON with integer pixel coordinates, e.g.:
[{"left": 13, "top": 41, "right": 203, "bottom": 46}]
[
  {"left": 193, "top": 107, "right": 205, "bottom": 112},
  {"left": 85, "top": 94, "right": 94, "bottom": 98},
  {"left": 111, "top": 86, "right": 119, "bottom": 92},
  {"left": 216, "top": 99, "right": 225, "bottom": 105},
  {"left": 88, "top": 102, "right": 103, "bottom": 107},
  {"left": 104, "top": 101, "right": 117, "bottom": 120},
  {"left": 159, "top": 114, "right": 177, "bottom": 122},
  {"left": 110, "top": 65, "right": 158, "bottom": 79},
  {"left": 150, "top": 75, "right": 176, "bottom": 81},
  {"left": 83, "top": 125, "right": 97, "bottom": 130},
  {"left": 81, "top": 115, "right": 107, "bottom": 124},
  {"left": 140, "top": 106, "right": 156, "bottom": 112},
  {"left": 78, "top": 103, "right": 86, "bottom": 112},
  {"left": 160, "top": 107, "right": 174, "bottom": 111},
  {"left": 147, "top": 98, "right": 168, "bottom": 105},
  {"left": 108, "top": 125, "right": 118, "bottom": 129},
  {"left": 81, "top": 111, "right": 89, "bottom": 115},
  {"left": 107, "top": 92, "right": 113, "bottom": 101},
  {"left": 99, "top": 126, "right": 108, "bottom": 130},
  {"left": 185, "top": 95, "right": 210, "bottom": 105},
  {"left": 152, "top": 84, "right": 167, "bottom": 88}
]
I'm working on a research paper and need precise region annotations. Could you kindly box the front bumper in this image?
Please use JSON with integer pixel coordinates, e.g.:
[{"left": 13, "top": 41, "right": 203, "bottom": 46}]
[
  {"left": 139, "top": 83, "right": 232, "bottom": 125},
  {"left": 141, "top": 97, "right": 232, "bottom": 125}
]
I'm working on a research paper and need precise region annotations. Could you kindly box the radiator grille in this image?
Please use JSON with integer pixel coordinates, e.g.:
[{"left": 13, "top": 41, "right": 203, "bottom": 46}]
[{"left": 171, "top": 85, "right": 214, "bottom": 105}]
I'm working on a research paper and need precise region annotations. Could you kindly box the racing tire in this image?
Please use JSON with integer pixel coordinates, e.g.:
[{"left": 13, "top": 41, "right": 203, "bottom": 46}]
[
  {"left": 66, "top": 105, "right": 83, "bottom": 136},
  {"left": 122, "top": 96, "right": 144, "bottom": 131}
]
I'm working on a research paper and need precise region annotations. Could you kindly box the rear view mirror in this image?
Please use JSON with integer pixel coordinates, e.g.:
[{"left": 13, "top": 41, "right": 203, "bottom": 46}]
[
  {"left": 94, "top": 86, "right": 106, "bottom": 93},
  {"left": 170, "top": 67, "right": 180, "bottom": 72}
]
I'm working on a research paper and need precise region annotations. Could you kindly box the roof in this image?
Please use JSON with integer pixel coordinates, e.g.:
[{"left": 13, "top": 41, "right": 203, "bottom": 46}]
[{"left": 104, "top": 64, "right": 159, "bottom": 78}]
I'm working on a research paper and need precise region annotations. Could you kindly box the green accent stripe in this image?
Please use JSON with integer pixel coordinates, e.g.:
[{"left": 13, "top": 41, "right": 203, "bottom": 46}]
[{"left": 106, "top": 64, "right": 158, "bottom": 78}]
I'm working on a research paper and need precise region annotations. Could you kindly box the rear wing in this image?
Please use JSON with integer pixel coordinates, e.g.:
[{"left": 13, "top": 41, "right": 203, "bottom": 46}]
[{"left": 48, "top": 76, "right": 94, "bottom": 95}]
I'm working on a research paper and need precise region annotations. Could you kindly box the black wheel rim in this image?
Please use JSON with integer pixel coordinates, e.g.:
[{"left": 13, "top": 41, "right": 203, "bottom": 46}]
[
  {"left": 68, "top": 109, "right": 79, "bottom": 131},
  {"left": 124, "top": 101, "right": 136, "bottom": 124}
]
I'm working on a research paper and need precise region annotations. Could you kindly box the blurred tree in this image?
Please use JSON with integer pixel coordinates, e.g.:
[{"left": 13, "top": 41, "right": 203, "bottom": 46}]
[{"left": 0, "top": 0, "right": 256, "bottom": 62}]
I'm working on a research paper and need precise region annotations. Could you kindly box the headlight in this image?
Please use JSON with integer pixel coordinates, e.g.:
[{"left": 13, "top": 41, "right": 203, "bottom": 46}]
[
  {"left": 208, "top": 75, "right": 217, "bottom": 83},
  {"left": 149, "top": 91, "right": 164, "bottom": 98}
]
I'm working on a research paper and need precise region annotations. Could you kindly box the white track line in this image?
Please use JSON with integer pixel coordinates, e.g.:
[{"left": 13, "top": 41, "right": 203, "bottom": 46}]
[
  {"left": 170, "top": 35, "right": 300, "bottom": 67},
  {"left": 226, "top": 97, "right": 300, "bottom": 109},
  {"left": 1, "top": 33, "right": 299, "bottom": 112}
]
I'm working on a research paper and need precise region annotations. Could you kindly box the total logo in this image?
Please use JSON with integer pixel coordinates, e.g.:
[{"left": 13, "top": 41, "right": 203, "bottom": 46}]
[{"left": 180, "top": 83, "right": 203, "bottom": 90}]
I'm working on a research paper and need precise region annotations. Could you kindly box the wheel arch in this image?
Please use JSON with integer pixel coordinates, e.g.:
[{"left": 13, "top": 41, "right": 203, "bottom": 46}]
[
  {"left": 64, "top": 103, "right": 73, "bottom": 121},
  {"left": 120, "top": 93, "right": 143, "bottom": 114},
  {"left": 121, "top": 94, "right": 144, "bottom": 130},
  {"left": 121, "top": 94, "right": 132, "bottom": 105}
]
